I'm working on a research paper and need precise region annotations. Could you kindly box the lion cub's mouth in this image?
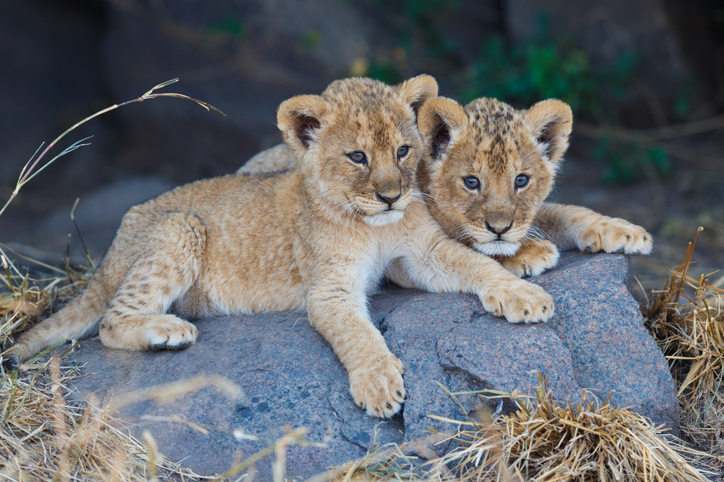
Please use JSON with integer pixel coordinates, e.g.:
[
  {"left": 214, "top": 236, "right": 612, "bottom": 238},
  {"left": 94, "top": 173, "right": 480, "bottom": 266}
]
[{"left": 473, "top": 240, "right": 521, "bottom": 257}]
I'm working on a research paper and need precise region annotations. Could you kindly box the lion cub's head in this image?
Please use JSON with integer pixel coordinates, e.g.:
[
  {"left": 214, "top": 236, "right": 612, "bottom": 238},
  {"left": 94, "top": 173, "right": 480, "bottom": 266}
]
[
  {"left": 417, "top": 97, "right": 572, "bottom": 256},
  {"left": 277, "top": 75, "right": 438, "bottom": 226}
]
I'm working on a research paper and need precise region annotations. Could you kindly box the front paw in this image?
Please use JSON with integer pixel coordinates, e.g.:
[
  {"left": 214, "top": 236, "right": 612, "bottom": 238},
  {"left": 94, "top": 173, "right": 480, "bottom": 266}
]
[
  {"left": 349, "top": 353, "right": 405, "bottom": 418},
  {"left": 481, "top": 279, "right": 554, "bottom": 323},
  {"left": 498, "top": 240, "right": 560, "bottom": 277},
  {"left": 578, "top": 219, "right": 653, "bottom": 255}
]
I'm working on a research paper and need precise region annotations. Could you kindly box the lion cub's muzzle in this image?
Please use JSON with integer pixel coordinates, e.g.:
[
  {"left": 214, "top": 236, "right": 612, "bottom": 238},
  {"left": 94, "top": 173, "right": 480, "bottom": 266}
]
[
  {"left": 376, "top": 192, "right": 401, "bottom": 208},
  {"left": 470, "top": 217, "right": 526, "bottom": 257},
  {"left": 485, "top": 220, "right": 513, "bottom": 239},
  {"left": 361, "top": 187, "right": 410, "bottom": 227}
]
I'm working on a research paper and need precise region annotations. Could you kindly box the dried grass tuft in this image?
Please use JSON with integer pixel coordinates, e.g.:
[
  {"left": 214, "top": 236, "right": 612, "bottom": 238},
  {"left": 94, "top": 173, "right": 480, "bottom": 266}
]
[
  {"left": 642, "top": 227, "right": 724, "bottom": 463},
  {"left": 0, "top": 356, "right": 204, "bottom": 481},
  {"left": 425, "top": 374, "right": 713, "bottom": 482},
  {"left": 305, "top": 427, "right": 423, "bottom": 482}
]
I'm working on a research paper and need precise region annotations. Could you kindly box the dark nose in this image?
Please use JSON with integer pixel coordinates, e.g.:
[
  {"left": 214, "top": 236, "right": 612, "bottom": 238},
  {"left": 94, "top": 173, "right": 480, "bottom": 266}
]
[
  {"left": 376, "top": 192, "right": 401, "bottom": 206},
  {"left": 485, "top": 220, "right": 513, "bottom": 236}
]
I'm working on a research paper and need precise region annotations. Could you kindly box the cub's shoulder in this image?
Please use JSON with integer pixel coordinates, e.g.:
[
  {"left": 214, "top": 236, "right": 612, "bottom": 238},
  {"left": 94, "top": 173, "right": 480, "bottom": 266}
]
[{"left": 239, "top": 144, "right": 296, "bottom": 175}]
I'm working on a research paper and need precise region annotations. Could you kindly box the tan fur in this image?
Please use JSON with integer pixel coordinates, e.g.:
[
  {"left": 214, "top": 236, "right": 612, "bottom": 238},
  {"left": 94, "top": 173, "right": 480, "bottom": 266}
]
[
  {"left": 240, "top": 97, "right": 652, "bottom": 279},
  {"left": 5, "top": 77, "right": 554, "bottom": 418}
]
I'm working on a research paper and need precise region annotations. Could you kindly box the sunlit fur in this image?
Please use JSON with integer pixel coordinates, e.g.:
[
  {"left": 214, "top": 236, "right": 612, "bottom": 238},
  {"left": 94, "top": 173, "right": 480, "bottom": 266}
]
[
  {"left": 7, "top": 76, "right": 558, "bottom": 421},
  {"left": 416, "top": 97, "right": 565, "bottom": 259},
  {"left": 241, "top": 96, "right": 652, "bottom": 280},
  {"left": 415, "top": 96, "right": 652, "bottom": 276}
]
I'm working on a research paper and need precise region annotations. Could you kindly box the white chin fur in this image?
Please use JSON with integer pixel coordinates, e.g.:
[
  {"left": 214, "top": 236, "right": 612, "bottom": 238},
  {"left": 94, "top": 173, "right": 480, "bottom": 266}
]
[
  {"left": 363, "top": 210, "right": 404, "bottom": 227},
  {"left": 474, "top": 241, "right": 521, "bottom": 257}
]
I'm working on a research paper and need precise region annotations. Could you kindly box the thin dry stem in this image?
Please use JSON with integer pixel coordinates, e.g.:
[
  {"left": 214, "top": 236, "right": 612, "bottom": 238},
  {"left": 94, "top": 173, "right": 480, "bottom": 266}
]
[{"left": 643, "top": 227, "right": 724, "bottom": 467}]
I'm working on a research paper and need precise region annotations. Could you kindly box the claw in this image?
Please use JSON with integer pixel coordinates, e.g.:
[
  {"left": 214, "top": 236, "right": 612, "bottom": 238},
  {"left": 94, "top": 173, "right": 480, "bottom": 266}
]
[{"left": 150, "top": 342, "right": 167, "bottom": 351}]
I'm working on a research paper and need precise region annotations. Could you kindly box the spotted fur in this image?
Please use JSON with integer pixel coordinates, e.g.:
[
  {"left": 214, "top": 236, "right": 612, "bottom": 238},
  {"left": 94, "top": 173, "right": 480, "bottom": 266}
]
[
  {"left": 4, "top": 77, "right": 556, "bottom": 418},
  {"left": 241, "top": 96, "right": 652, "bottom": 279}
]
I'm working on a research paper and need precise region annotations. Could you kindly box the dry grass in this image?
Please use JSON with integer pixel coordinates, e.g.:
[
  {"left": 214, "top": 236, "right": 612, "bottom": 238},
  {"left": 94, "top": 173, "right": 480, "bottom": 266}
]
[
  {"left": 1, "top": 81, "right": 722, "bottom": 480},
  {"left": 421, "top": 375, "right": 714, "bottom": 482},
  {"left": 2, "top": 241, "right": 721, "bottom": 482},
  {"left": 0, "top": 251, "right": 207, "bottom": 481},
  {"left": 643, "top": 227, "right": 724, "bottom": 465},
  {"left": 0, "top": 244, "right": 93, "bottom": 349},
  {"left": 0, "top": 80, "right": 313, "bottom": 481},
  {"left": 0, "top": 355, "right": 206, "bottom": 481},
  {"left": 305, "top": 428, "right": 423, "bottom": 482}
]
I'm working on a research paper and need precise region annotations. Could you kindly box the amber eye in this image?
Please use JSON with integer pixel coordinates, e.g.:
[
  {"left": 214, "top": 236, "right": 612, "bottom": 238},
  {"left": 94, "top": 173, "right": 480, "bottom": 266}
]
[
  {"left": 348, "top": 151, "right": 367, "bottom": 164},
  {"left": 397, "top": 145, "right": 410, "bottom": 159},
  {"left": 463, "top": 176, "right": 480, "bottom": 190},
  {"left": 515, "top": 174, "right": 530, "bottom": 189}
]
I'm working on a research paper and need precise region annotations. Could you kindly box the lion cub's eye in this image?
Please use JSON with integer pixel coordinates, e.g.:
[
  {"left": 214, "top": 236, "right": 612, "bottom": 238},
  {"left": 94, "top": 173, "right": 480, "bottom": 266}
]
[
  {"left": 514, "top": 174, "right": 530, "bottom": 189},
  {"left": 397, "top": 145, "right": 410, "bottom": 159},
  {"left": 463, "top": 176, "right": 480, "bottom": 190},
  {"left": 348, "top": 151, "right": 367, "bottom": 164}
]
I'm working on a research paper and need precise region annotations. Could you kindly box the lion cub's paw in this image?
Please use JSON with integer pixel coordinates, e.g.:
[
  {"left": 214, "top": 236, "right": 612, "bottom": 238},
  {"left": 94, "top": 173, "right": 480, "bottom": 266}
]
[
  {"left": 2, "top": 353, "right": 19, "bottom": 371},
  {"left": 482, "top": 279, "right": 554, "bottom": 323},
  {"left": 349, "top": 352, "right": 405, "bottom": 418},
  {"left": 143, "top": 315, "right": 198, "bottom": 351},
  {"left": 499, "top": 240, "right": 560, "bottom": 277},
  {"left": 578, "top": 218, "right": 653, "bottom": 255}
]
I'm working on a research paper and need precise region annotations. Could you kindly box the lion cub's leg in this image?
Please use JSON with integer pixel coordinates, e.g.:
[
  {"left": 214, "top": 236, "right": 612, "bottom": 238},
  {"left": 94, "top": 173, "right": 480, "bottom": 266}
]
[
  {"left": 536, "top": 203, "right": 653, "bottom": 254},
  {"left": 402, "top": 226, "right": 555, "bottom": 323},
  {"left": 496, "top": 239, "right": 560, "bottom": 277},
  {"left": 98, "top": 212, "right": 204, "bottom": 352},
  {"left": 307, "top": 273, "right": 405, "bottom": 419}
]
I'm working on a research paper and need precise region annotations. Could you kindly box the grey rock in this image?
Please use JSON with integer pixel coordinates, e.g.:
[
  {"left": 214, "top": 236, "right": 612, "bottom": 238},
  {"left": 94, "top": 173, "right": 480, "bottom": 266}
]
[
  {"left": 36, "top": 177, "right": 175, "bottom": 259},
  {"left": 62, "top": 251, "right": 678, "bottom": 478}
]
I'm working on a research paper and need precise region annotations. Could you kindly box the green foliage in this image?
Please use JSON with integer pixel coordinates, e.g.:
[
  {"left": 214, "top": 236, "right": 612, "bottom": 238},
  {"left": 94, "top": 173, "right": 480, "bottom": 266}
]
[
  {"left": 460, "top": 15, "right": 672, "bottom": 185},
  {"left": 207, "top": 15, "right": 245, "bottom": 40},
  {"left": 366, "top": 57, "right": 405, "bottom": 85},
  {"left": 460, "top": 20, "right": 638, "bottom": 122},
  {"left": 377, "top": 0, "right": 460, "bottom": 57},
  {"left": 300, "top": 29, "right": 323, "bottom": 49},
  {"left": 347, "top": 7, "right": 681, "bottom": 186},
  {"left": 593, "top": 136, "right": 671, "bottom": 186}
]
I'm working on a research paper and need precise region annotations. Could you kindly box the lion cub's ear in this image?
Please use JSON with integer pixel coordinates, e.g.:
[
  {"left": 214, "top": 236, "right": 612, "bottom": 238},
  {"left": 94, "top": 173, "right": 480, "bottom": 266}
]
[
  {"left": 277, "top": 95, "right": 330, "bottom": 159},
  {"left": 524, "top": 99, "right": 573, "bottom": 164},
  {"left": 396, "top": 74, "right": 439, "bottom": 115},
  {"left": 417, "top": 97, "right": 468, "bottom": 161}
]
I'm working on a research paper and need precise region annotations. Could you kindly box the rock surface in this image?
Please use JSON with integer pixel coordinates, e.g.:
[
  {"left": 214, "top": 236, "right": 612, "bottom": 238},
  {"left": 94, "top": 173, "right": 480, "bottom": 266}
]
[
  {"left": 61, "top": 251, "right": 678, "bottom": 479},
  {"left": 37, "top": 177, "right": 175, "bottom": 258}
]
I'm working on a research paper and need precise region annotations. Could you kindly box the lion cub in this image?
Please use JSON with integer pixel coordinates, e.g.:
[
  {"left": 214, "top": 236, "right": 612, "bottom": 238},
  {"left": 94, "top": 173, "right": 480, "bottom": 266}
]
[
  {"left": 240, "top": 98, "right": 652, "bottom": 279},
  {"left": 4, "top": 76, "right": 554, "bottom": 418}
]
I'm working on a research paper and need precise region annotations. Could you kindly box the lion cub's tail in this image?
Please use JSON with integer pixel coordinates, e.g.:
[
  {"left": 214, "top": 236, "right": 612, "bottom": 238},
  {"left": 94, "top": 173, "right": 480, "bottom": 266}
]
[{"left": 2, "top": 266, "right": 116, "bottom": 369}]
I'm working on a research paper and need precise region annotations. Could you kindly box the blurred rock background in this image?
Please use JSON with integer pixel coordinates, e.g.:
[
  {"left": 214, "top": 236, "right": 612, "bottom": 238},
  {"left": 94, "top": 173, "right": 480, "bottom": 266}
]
[{"left": 0, "top": 0, "right": 723, "bottom": 296}]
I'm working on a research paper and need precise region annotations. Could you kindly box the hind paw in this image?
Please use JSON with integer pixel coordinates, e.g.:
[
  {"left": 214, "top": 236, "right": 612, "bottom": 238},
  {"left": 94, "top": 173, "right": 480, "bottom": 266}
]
[
  {"left": 100, "top": 314, "right": 198, "bottom": 352},
  {"left": 2, "top": 353, "right": 19, "bottom": 371},
  {"left": 145, "top": 316, "right": 198, "bottom": 351}
]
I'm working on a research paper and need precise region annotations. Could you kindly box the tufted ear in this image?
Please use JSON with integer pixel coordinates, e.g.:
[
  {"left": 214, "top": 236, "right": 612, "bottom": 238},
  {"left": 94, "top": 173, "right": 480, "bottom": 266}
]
[
  {"left": 277, "top": 95, "right": 330, "bottom": 159},
  {"left": 524, "top": 99, "right": 573, "bottom": 164},
  {"left": 417, "top": 97, "right": 468, "bottom": 161},
  {"left": 395, "top": 74, "right": 439, "bottom": 116}
]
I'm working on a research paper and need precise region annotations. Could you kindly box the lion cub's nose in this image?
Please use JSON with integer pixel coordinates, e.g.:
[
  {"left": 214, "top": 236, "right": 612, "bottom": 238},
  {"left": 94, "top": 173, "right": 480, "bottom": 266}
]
[
  {"left": 485, "top": 220, "right": 513, "bottom": 236},
  {"left": 376, "top": 192, "right": 401, "bottom": 207}
]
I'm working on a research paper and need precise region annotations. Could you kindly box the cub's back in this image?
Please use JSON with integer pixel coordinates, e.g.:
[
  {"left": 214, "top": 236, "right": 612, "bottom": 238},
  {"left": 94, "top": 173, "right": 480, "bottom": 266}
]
[{"left": 124, "top": 172, "right": 302, "bottom": 268}]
